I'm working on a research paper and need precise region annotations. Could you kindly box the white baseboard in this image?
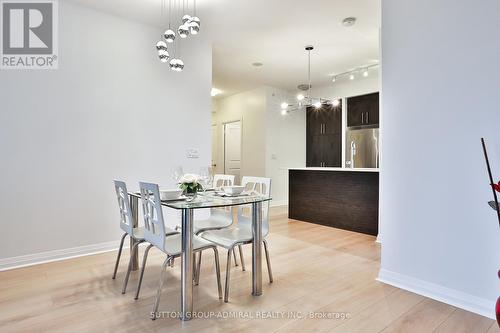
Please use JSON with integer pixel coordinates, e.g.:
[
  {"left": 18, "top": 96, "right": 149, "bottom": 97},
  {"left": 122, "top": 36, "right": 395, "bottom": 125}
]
[
  {"left": 0, "top": 240, "right": 124, "bottom": 272},
  {"left": 377, "top": 268, "right": 495, "bottom": 319}
]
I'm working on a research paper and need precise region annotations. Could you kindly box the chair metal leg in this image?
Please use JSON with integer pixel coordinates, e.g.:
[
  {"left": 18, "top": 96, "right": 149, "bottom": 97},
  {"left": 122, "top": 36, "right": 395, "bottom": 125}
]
[
  {"left": 134, "top": 244, "right": 153, "bottom": 300},
  {"left": 195, "top": 251, "right": 202, "bottom": 286},
  {"left": 151, "top": 257, "right": 171, "bottom": 320},
  {"left": 213, "top": 247, "right": 222, "bottom": 299},
  {"left": 263, "top": 239, "right": 273, "bottom": 283},
  {"left": 238, "top": 244, "right": 245, "bottom": 271},
  {"left": 122, "top": 240, "right": 142, "bottom": 294},
  {"left": 112, "top": 233, "right": 128, "bottom": 279},
  {"left": 233, "top": 247, "right": 239, "bottom": 266},
  {"left": 193, "top": 253, "right": 198, "bottom": 283},
  {"left": 224, "top": 248, "right": 233, "bottom": 303}
]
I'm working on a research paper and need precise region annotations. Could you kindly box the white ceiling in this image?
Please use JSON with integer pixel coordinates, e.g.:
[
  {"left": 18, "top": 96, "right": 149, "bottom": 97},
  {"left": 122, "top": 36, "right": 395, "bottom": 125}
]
[{"left": 67, "top": 0, "right": 380, "bottom": 98}]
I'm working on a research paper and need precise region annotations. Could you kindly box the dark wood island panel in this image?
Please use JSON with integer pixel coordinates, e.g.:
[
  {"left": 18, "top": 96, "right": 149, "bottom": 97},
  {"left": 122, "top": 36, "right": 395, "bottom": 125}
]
[{"left": 288, "top": 169, "right": 379, "bottom": 235}]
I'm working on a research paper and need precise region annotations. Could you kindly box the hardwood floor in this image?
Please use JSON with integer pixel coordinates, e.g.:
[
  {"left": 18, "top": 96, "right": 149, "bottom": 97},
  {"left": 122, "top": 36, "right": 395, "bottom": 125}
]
[{"left": 0, "top": 207, "right": 497, "bottom": 333}]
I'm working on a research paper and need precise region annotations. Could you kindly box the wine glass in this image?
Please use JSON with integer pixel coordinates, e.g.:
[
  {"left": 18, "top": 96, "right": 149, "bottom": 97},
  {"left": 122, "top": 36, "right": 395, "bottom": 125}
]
[
  {"left": 170, "top": 166, "right": 184, "bottom": 187},
  {"left": 199, "top": 167, "right": 211, "bottom": 193}
]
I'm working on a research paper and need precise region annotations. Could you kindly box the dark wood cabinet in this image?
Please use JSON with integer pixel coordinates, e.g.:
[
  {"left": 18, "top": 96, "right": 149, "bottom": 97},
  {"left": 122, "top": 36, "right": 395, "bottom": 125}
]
[
  {"left": 347, "top": 92, "right": 379, "bottom": 127},
  {"left": 306, "top": 103, "right": 342, "bottom": 167}
]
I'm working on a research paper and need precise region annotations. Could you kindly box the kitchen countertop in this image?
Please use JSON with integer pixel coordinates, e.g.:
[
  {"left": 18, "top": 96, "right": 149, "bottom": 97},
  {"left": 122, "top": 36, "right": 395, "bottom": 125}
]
[{"left": 288, "top": 167, "right": 379, "bottom": 172}]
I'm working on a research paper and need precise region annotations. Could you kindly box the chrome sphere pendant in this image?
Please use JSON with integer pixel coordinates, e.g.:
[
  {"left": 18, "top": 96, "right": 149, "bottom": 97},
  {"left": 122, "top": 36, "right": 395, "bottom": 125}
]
[
  {"left": 189, "top": 21, "right": 200, "bottom": 35},
  {"left": 191, "top": 16, "right": 200, "bottom": 27},
  {"left": 178, "top": 24, "right": 189, "bottom": 38},
  {"left": 155, "top": 40, "right": 167, "bottom": 51},
  {"left": 164, "top": 29, "right": 176, "bottom": 43},
  {"left": 169, "top": 58, "right": 184, "bottom": 72},
  {"left": 158, "top": 49, "right": 169, "bottom": 62},
  {"left": 177, "top": 59, "right": 184, "bottom": 71},
  {"left": 182, "top": 14, "right": 192, "bottom": 24}
]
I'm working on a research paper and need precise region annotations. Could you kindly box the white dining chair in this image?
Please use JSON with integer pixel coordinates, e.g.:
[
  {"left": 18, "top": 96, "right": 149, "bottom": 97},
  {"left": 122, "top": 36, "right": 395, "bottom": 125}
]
[
  {"left": 138, "top": 182, "right": 222, "bottom": 319},
  {"left": 200, "top": 176, "right": 273, "bottom": 302},
  {"left": 193, "top": 174, "right": 235, "bottom": 235},
  {"left": 113, "top": 180, "right": 178, "bottom": 295},
  {"left": 112, "top": 180, "right": 147, "bottom": 286}
]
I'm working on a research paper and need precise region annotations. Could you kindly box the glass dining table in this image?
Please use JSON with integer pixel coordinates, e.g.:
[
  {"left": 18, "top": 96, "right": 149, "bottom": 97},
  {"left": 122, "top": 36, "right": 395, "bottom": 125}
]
[{"left": 128, "top": 190, "right": 272, "bottom": 321}]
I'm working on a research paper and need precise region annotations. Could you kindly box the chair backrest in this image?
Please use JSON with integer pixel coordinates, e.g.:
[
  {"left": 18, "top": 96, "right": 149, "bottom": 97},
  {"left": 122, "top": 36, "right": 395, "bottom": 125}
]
[
  {"left": 139, "top": 182, "right": 166, "bottom": 250},
  {"left": 114, "top": 180, "right": 134, "bottom": 235},
  {"left": 238, "top": 176, "right": 271, "bottom": 236},
  {"left": 213, "top": 174, "right": 235, "bottom": 188}
]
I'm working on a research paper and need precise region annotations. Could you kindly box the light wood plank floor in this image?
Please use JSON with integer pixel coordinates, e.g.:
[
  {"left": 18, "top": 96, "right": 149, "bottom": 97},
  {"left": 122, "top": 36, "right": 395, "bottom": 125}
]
[{"left": 0, "top": 207, "right": 497, "bottom": 333}]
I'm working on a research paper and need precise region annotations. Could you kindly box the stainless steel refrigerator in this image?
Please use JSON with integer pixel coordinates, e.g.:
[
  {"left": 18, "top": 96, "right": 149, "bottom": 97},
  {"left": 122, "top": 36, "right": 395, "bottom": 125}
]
[{"left": 345, "top": 128, "right": 379, "bottom": 168}]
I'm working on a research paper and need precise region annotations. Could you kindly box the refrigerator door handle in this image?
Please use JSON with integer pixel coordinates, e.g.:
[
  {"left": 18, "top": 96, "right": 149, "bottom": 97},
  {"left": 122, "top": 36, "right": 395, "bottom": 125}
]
[
  {"left": 366, "top": 112, "right": 369, "bottom": 124},
  {"left": 361, "top": 113, "right": 364, "bottom": 124}
]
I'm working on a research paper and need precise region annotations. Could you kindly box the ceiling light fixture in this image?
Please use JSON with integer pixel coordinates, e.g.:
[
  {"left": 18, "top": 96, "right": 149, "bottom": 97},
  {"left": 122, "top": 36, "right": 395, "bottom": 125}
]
[
  {"left": 342, "top": 17, "right": 357, "bottom": 27},
  {"left": 155, "top": 0, "right": 202, "bottom": 72},
  {"left": 280, "top": 46, "right": 336, "bottom": 116},
  {"left": 331, "top": 63, "right": 378, "bottom": 83},
  {"left": 281, "top": 102, "right": 288, "bottom": 109},
  {"left": 332, "top": 99, "right": 340, "bottom": 107}
]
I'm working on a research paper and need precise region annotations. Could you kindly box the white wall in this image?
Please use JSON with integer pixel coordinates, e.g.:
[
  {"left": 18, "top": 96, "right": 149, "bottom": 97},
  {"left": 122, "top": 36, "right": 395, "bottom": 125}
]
[
  {"left": 265, "top": 88, "right": 306, "bottom": 206},
  {"left": 379, "top": 0, "right": 500, "bottom": 318},
  {"left": 0, "top": 2, "right": 212, "bottom": 265},
  {"left": 212, "top": 88, "right": 267, "bottom": 181}
]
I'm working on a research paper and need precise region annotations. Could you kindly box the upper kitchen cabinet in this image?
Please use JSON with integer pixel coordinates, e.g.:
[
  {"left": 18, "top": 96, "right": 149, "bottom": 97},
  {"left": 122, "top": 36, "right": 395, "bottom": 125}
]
[
  {"left": 347, "top": 92, "right": 379, "bottom": 127},
  {"left": 306, "top": 102, "right": 342, "bottom": 167},
  {"left": 306, "top": 102, "right": 342, "bottom": 136}
]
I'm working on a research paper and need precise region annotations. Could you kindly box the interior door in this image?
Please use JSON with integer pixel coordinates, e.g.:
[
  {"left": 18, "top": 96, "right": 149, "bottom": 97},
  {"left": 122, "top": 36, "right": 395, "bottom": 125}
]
[{"left": 224, "top": 121, "right": 241, "bottom": 182}]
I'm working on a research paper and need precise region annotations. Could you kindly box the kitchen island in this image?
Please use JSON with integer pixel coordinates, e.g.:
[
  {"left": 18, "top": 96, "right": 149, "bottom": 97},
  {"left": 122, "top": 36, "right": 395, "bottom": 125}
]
[{"left": 288, "top": 167, "right": 379, "bottom": 236}]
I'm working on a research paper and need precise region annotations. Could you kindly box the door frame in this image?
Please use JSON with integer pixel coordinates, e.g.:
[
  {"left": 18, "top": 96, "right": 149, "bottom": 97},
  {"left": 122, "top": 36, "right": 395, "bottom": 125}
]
[{"left": 222, "top": 119, "right": 242, "bottom": 175}]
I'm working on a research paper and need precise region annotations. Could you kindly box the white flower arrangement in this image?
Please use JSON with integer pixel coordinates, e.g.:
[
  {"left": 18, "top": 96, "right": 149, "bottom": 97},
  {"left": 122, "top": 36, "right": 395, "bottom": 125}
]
[{"left": 178, "top": 173, "right": 203, "bottom": 194}]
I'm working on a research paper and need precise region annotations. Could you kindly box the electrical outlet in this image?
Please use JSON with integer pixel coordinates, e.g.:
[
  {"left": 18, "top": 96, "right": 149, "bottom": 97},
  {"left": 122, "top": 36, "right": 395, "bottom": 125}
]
[{"left": 187, "top": 148, "right": 199, "bottom": 159}]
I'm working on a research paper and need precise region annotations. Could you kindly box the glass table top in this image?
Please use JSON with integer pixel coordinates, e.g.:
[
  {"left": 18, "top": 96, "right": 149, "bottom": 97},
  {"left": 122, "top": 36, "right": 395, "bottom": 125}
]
[{"left": 129, "top": 191, "right": 271, "bottom": 210}]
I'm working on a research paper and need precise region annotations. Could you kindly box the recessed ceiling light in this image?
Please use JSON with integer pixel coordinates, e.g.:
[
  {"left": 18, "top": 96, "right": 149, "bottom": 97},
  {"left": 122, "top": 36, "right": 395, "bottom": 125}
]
[
  {"left": 252, "top": 62, "right": 263, "bottom": 67},
  {"left": 342, "top": 17, "right": 357, "bottom": 27}
]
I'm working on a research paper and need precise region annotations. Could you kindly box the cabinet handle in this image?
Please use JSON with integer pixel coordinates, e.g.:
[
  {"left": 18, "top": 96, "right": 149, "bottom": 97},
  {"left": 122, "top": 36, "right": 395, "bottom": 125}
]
[
  {"left": 366, "top": 112, "right": 369, "bottom": 124},
  {"left": 361, "top": 113, "right": 364, "bottom": 124}
]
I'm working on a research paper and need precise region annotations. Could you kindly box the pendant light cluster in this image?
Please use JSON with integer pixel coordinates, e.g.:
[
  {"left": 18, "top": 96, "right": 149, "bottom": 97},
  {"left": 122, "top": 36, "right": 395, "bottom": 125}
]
[{"left": 155, "top": 0, "right": 201, "bottom": 72}]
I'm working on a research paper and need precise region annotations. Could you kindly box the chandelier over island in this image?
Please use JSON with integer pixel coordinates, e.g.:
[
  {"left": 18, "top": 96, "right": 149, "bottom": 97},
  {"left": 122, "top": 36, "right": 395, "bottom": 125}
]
[
  {"left": 155, "top": 0, "right": 201, "bottom": 72},
  {"left": 281, "top": 46, "right": 338, "bottom": 115}
]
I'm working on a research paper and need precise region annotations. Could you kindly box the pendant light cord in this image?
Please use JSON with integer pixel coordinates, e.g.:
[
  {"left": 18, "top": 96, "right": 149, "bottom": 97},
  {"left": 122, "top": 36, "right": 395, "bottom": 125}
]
[
  {"left": 308, "top": 49, "right": 311, "bottom": 99},
  {"left": 168, "top": 0, "right": 171, "bottom": 28}
]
